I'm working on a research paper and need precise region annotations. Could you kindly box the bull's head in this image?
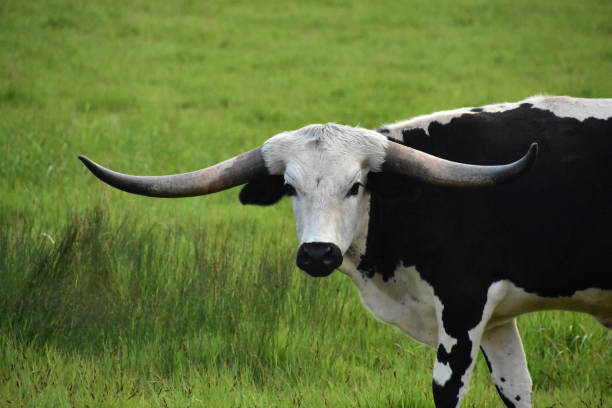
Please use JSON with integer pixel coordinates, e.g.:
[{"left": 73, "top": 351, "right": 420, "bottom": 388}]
[{"left": 79, "top": 124, "right": 537, "bottom": 277}]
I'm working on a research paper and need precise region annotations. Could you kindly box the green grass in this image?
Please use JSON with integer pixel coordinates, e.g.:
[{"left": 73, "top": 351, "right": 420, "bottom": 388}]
[
  {"left": 2, "top": 212, "right": 610, "bottom": 407},
  {"left": 1, "top": 0, "right": 611, "bottom": 406}
]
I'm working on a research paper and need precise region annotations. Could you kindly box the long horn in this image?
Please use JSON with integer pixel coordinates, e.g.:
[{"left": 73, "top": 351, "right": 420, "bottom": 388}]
[
  {"left": 382, "top": 142, "right": 538, "bottom": 187},
  {"left": 78, "top": 147, "right": 267, "bottom": 197}
]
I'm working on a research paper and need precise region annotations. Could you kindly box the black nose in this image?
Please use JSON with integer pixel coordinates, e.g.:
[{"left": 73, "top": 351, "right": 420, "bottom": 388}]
[{"left": 296, "top": 242, "right": 343, "bottom": 277}]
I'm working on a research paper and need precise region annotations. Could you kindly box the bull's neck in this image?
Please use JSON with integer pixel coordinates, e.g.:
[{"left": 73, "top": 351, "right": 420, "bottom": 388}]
[{"left": 342, "top": 187, "right": 425, "bottom": 282}]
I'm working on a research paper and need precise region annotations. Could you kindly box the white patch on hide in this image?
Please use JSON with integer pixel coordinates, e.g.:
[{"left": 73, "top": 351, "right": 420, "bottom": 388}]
[
  {"left": 433, "top": 359, "right": 453, "bottom": 387},
  {"left": 340, "top": 249, "right": 438, "bottom": 346},
  {"left": 378, "top": 103, "right": 521, "bottom": 139},
  {"left": 525, "top": 95, "right": 612, "bottom": 121},
  {"left": 490, "top": 283, "right": 612, "bottom": 328}
]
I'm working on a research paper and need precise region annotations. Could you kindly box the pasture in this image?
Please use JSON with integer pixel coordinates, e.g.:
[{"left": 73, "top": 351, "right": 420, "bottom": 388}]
[{"left": 1, "top": 0, "right": 611, "bottom": 406}]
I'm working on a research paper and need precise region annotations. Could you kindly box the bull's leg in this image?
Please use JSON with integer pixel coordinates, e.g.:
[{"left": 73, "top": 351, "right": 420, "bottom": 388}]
[
  {"left": 432, "top": 283, "right": 507, "bottom": 407},
  {"left": 432, "top": 305, "right": 488, "bottom": 407},
  {"left": 480, "top": 319, "right": 532, "bottom": 408},
  {"left": 432, "top": 328, "right": 483, "bottom": 407}
]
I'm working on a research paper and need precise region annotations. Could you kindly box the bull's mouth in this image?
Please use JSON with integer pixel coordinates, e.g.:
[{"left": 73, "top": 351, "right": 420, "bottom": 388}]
[{"left": 296, "top": 242, "right": 343, "bottom": 277}]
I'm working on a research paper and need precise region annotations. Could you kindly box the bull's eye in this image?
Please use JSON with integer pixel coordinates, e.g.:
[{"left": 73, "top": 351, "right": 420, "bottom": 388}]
[
  {"left": 284, "top": 183, "right": 297, "bottom": 197},
  {"left": 346, "top": 182, "right": 361, "bottom": 197}
]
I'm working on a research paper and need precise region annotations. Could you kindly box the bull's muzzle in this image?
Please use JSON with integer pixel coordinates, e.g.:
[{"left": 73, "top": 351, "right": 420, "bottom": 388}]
[{"left": 296, "top": 242, "right": 343, "bottom": 277}]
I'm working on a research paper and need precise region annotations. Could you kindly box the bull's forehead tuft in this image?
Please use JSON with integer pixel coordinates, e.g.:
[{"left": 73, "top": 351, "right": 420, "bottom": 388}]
[
  {"left": 261, "top": 123, "right": 388, "bottom": 175},
  {"left": 298, "top": 123, "right": 353, "bottom": 141}
]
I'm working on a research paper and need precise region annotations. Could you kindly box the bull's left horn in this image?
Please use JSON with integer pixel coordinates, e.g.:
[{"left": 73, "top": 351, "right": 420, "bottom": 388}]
[
  {"left": 78, "top": 147, "right": 267, "bottom": 197},
  {"left": 382, "top": 142, "right": 538, "bottom": 187}
]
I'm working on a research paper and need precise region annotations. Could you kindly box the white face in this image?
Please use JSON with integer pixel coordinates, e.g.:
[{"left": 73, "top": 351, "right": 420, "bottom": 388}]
[
  {"left": 285, "top": 156, "right": 369, "bottom": 253},
  {"left": 261, "top": 124, "right": 388, "bottom": 254}
]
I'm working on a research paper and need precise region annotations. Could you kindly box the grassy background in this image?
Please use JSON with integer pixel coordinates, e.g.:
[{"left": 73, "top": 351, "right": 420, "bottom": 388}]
[{"left": 1, "top": 0, "right": 611, "bottom": 406}]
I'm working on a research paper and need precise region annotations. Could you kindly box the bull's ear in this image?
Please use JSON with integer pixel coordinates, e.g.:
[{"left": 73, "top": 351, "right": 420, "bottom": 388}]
[
  {"left": 367, "top": 172, "right": 421, "bottom": 200},
  {"left": 239, "top": 175, "right": 286, "bottom": 206}
]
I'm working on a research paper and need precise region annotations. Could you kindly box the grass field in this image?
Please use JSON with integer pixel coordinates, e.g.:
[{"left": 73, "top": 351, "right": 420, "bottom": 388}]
[{"left": 1, "top": 0, "right": 611, "bottom": 406}]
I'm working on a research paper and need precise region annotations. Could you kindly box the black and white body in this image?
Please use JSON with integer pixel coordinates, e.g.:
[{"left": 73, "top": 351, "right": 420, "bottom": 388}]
[{"left": 79, "top": 96, "right": 612, "bottom": 408}]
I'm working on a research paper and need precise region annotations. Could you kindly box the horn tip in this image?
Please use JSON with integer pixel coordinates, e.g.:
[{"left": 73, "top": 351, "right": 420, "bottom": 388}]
[
  {"left": 78, "top": 155, "right": 101, "bottom": 176},
  {"left": 78, "top": 154, "right": 94, "bottom": 170}
]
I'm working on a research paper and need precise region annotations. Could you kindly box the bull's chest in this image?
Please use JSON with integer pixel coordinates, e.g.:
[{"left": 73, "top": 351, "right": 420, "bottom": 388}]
[{"left": 340, "top": 262, "right": 438, "bottom": 346}]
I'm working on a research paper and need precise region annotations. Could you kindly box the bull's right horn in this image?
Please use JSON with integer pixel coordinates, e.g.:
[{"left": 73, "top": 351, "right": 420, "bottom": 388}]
[
  {"left": 382, "top": 142, "right": 538, "bottom": 187},
  {"left": 78, "top": 147, "right": 268, "bottom": 198}
]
